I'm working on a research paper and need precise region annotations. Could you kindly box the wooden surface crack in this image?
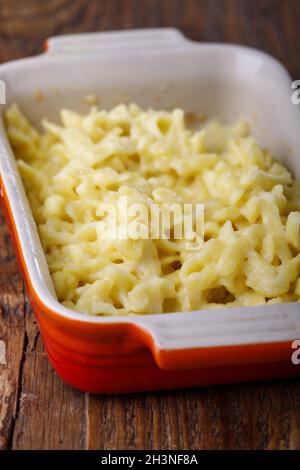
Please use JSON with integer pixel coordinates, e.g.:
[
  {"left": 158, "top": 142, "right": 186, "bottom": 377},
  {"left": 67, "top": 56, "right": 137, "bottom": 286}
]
[{"left": 6, "top": 332, "right": 28, "bottom": 450}]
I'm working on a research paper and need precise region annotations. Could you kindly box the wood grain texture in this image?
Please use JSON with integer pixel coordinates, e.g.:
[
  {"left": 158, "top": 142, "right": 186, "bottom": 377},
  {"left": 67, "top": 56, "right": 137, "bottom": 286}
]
[{"left": 0, "top": 0, "right": 300, "bottom": 450}]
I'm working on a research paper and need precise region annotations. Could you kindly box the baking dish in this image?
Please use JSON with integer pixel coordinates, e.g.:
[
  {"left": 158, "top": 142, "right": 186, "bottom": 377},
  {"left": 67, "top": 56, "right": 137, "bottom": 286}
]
[{"left": 0, "top": 28, "right": 300, "bottom": 393}]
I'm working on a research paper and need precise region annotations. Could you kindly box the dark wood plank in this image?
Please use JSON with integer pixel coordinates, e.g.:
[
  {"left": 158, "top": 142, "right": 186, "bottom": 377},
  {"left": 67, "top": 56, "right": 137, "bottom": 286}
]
[
  {"left": 0, "top": 209, "right": 26, "bottom": 450},
  {"left": 87, "top": 381, "right": 300, "bottom": 450},
  {"left": 87, "top": 392, "right": 190, "bottom": 450},
  {"left": 11, "top": 318, "right": 87, "bottom": 450},
  {"left": 0, "top": 0, "right": 300, "bottom": 450}
]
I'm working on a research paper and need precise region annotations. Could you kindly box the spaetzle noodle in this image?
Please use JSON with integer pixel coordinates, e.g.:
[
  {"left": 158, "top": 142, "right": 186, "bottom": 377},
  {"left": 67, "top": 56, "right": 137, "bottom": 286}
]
[{"left": 5, "top": 103, "right": 300, "bottom": 315}]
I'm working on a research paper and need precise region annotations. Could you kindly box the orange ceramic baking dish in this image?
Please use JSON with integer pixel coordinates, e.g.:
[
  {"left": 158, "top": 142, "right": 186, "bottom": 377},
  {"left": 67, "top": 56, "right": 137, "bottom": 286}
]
[{"left": 0, "top": 29, "right": 300, "bottom": 393}]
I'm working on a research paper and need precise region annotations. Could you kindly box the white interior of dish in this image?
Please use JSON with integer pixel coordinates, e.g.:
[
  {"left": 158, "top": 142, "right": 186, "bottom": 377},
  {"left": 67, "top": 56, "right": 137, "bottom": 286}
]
[{"left": 0, "top": 28, "right": 300, "bottom": 351}]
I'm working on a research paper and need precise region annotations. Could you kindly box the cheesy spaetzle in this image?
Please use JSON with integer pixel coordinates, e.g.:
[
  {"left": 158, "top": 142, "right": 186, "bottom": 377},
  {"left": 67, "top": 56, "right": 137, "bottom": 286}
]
[{"left": 5, "top": 103, "right": 300, "bottom": 315}]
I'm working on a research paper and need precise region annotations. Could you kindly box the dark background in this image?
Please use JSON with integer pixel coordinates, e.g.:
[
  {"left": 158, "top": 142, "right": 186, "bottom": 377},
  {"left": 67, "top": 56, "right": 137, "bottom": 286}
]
[{"left": 0, "top": 0, "right": 300, "bottom": 450}]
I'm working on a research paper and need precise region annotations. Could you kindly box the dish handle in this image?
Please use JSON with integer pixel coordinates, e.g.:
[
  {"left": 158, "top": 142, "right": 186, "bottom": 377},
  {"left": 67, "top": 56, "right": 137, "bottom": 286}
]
[
  {"left": 132, "top": 305, "right": 300, "bottom": 370},
  {"left": 45, "top": 28, "right": 190, "bottom": 54}
]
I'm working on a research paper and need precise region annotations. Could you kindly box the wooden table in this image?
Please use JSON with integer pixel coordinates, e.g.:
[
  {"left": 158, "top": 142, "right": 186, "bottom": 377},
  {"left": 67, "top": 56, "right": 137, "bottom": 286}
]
[{"left": 0, "top": 0, "right": 300, "bottom": 450}]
